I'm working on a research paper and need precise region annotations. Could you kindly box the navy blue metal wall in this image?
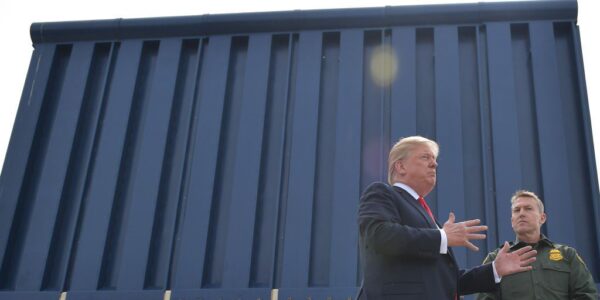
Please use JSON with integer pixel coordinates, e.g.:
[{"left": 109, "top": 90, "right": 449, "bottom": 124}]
[{"left": 1, "top": 1, "right": 598, "bottom": 299}]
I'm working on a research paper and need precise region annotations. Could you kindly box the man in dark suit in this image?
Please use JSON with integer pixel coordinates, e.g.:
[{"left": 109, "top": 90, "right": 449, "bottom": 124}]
[{"left": 357, "top": 136, "right": 537, "bottom": 300}]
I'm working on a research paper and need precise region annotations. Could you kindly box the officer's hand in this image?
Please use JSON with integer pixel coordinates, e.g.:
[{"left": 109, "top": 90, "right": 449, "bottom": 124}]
[
  {"left": 443, "top": 212, "right": 487, "bottom": 251},
  {"left": 494, "top": 241, "right": 537, "bottom": 277}
]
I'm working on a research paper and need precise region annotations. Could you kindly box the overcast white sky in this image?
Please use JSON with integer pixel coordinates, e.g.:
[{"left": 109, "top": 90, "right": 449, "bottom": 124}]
[{"left": 0, "top": 0, "right": 598, "bottom": 187}]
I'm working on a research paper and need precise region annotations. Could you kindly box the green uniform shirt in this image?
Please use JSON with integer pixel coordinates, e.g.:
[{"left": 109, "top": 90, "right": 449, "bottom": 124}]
[{"left": 476, "top": 235, "right": 597, "bottom": 300}]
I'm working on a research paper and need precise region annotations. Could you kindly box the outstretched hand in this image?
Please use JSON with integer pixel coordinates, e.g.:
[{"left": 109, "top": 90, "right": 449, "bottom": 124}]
[
  {"left": 443, "top": 212, "right": 487, "bottom": 251},
  {"left": 494, "top": 241, "right": 537, "bottom": 276}
]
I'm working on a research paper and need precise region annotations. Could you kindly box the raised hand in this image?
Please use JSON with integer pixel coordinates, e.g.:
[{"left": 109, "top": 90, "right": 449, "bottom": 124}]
[
  {"left": 494, "top": 241, "right": 537, "bottom": 276},
  {"left": 443, "top": 212, "right": 487, "bottom": 251}
]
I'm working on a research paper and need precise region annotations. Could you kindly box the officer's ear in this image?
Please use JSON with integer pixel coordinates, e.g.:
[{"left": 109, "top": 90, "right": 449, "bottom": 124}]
[{"left": 539, "top": 212, "right": 547, "bottom": 225}]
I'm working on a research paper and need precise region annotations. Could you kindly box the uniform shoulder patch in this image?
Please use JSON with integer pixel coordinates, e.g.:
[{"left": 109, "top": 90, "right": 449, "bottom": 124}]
[{"left": 576, "top": 253, "right": 587, "bottom": 266}]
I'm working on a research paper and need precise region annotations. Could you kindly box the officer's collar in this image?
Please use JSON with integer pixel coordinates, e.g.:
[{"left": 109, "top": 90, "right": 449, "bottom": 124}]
[{"left": 510, "top": 234, "right": 554, "bottom": 250}]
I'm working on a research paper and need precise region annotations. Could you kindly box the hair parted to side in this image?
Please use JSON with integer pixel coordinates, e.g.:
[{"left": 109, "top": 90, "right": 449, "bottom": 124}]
[
  {"left": 511, "top": 190, "right": 545, "bottom": 213},
  {"left": 387, "top": 136, "right": 439, "bottom": 185}
]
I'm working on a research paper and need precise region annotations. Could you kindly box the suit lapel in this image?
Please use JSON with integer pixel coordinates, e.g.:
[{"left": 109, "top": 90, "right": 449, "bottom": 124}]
[
  {"left": 392, "top": 186, "right": 437, "bottom": 228},
  {"left": 392, "top": 186, "right": 457, "bottom": 263}
]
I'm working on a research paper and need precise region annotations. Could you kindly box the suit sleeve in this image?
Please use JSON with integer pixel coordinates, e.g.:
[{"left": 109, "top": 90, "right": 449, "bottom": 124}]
[
  {"left": 358, "top": 183, "right": 441, "bottom": 259},
  {"left": 458, "top": 262, "right": 497, "bottom": 295},
  {"left": 474, "top": 252, "right": 499, "bottom": 299}
]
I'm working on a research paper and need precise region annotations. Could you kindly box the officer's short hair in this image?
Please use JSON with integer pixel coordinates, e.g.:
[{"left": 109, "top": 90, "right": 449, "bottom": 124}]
[
  {"left": 387, "top": 136, "right": 438, "bottom": 185},
  {"left": 511, "top": 190, "right": 544, "bottom": 213}
]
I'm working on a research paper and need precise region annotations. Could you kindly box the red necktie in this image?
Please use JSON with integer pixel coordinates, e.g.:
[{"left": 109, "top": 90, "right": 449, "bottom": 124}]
[
  {"left": 418, "top": 196, "right": 435, "bottom": 222},
  {"left": 418, "top": 197, "right": 450, "bottom": 298}
]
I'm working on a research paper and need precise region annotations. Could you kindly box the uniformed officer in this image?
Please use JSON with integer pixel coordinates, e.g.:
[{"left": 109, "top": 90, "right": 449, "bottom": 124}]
[{"left": 476, "top": 190, "right": 597, "bottom": 299}]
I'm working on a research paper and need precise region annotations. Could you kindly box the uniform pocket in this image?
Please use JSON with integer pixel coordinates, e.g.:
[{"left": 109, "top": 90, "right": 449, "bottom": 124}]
[
  {"left": 500, "top": 270, "right": 531, "bottom": 298},
  {"left": 541, "top": 261, "right": 571, "bottom": 294}
]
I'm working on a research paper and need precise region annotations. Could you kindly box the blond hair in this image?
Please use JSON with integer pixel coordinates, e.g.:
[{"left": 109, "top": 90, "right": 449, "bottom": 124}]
[
  {"left": 511, "top": 190, "right": 544, "bottom": 213},
  {"left": 387, "top": 136, "right": 439, "bottom": 184}
]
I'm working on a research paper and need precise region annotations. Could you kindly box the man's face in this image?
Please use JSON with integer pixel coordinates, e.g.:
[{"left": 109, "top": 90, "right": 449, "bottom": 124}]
[
  {"left": 395, "top": 144, "right": 438, "bottom": 196},
  {"left": 511, "top": 196, "right": 546, "bottom": 236}
]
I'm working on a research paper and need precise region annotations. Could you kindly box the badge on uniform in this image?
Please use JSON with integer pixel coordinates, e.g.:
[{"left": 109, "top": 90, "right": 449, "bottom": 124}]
[{"left": 549, "top": 249, "right": 563, "bottom": 261}]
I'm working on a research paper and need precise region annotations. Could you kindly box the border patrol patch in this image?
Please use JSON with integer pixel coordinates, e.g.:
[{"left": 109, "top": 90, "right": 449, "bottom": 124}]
[{"left": 549, "top": 249, "right": 563, "bottom": 261}]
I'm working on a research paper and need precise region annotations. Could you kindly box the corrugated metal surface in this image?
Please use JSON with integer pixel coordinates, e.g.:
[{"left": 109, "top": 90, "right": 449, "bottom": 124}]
[{"left": 0, "top": 1, "right": 598, "bottom": 299}]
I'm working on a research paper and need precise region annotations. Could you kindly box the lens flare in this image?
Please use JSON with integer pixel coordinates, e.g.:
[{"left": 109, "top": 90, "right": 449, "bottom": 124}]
[{"left": 369, "top": 44, "right": 398, "bottom": 87}]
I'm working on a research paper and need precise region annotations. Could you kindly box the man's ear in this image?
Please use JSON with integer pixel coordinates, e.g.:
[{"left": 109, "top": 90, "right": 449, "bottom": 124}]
[
  {"left": 394, "top": 160, "right": 405, "bottom": 176},
  {"left": 540, "top": 212, "right": 547, "bottom": 225}
]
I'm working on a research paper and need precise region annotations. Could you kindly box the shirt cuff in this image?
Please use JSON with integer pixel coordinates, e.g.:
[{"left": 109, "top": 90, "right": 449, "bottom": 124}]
[
  {"left": 439, "top": 229, "right": 448, "bottom": 254},
  {"left": 492, "top": 261, "right": 502, "bottom": 283}
]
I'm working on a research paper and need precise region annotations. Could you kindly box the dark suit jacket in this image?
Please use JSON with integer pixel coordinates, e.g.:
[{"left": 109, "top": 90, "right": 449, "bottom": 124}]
[{"left": 357, "top": 182, "right": 496, "bottom": 300}]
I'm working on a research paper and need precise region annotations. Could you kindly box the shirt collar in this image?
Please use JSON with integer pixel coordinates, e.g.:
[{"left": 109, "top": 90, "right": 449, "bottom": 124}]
[
  {"left": 510, "top": 234, "right": 554, "bottom": 250},
  {"left": 393, "top": 182, "right": 420, "bottom": 200}
]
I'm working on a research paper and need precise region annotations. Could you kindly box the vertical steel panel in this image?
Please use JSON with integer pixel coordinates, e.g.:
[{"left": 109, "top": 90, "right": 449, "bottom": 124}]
[
  {"left": 0, "top": 45, "right": 56, "bottom": 285},
  {"left": 116, "top": 39, "right": 182, "bottom": 290},
  {"left": 100, "top": 41, "right": 161, "bottom": 291},
  {"left": 171, "top": 35, "right": 231, "bottom": 289},
  {"left": 251, "top": 34, "right": 292, "bottom": 289},
  {"left": 309, "top": 31, "right": 339, "bottom": 287},
  {"left": 570, "top": 22, "right": 600, "bottom": 277},
  {"left": 360, "top": 31, "right": 388, "bottom": 191},
  {"left": 14, "top": 43, "right": 92, "bottom": 291},
  {"left": 328, "top": 29, "right": 363, "bottom": 287},
  {"left": 529, "top": 21, "right": 577, "bottom": 248},
  {"left": 47, "top": 43, "right": 114, "bottom": 291},
  {"left": 554, "top": 22, "right": 597, "bottom": 268},
  {"left": 475, "top": 25, "right": 499, "bottom": 254},
  {"left": 222, "top": 33, "right": 271, "bottom": 288},
  {"left": 145, "top": 39, "right": 202, "bottom": 290},
  {"left": 390, "top": 27, "right": 417, "bottom": 140},
  {"left": 485, "top": 22, "right": 522, "bottom": 244},
  {"left": 415, "top": 28, "right": 438, "bottom": 208},
  {"left": 203, "top": 36, "right": 249, "bottom": 288},
  {"left": 458, "top": 26, "right": 488, "bottom": 265},
  {"left": 511, "top": 24, "right": 544, "bottom": 213},
  {"left": 69, "top": 40, "right": 144, "bottom": 290},
  {"left": 279, "top": 31, "right": 322, "bottom": 288},
  {"left": 435, "top": 26, "right": 468, "bottom": 266}
]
